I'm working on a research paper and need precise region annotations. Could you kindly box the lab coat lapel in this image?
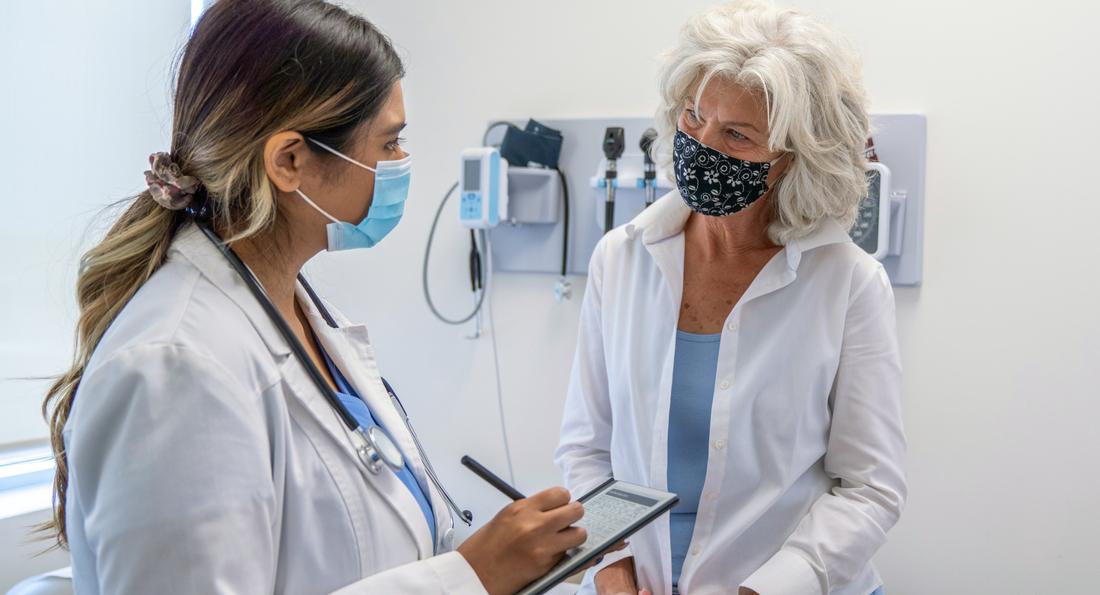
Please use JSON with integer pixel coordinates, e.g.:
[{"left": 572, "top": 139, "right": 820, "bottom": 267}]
[
  {"left": 296, "top": 285, "right": 438, "bottom": 558},
  {"left": 169, "top": 224, "right": 293, "bottom": 360},
  {"left": 173, "top": 225, "right": 436, "bottom": 557}
]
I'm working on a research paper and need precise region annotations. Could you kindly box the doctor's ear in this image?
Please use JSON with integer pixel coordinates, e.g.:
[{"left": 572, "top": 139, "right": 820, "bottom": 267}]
[{"left": 263, "top": 131, "right": 310, "bottom": 193}]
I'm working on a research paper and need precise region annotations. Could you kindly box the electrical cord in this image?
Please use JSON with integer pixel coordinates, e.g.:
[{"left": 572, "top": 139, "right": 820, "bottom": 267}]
[
  {"left": 481, "top": 121, "right": 514, "bottom": 147},
  {"left": 422, "top": 185, "right": 515, "bottom": 485},
  {"left": 422, "top": 121, "right": 568, "bottom": 490},
  {"left": 481, "top": 230, "right": 516, "bottom": 485},
  {"left": 469, "top": 230, "right": 483, "bottom": 292},
  {"left": 422, "top": 182, "right": 488, "bottom": 324},
  {"left": 555, "top": 168, "right": 570, "bottom": 277},
  {"left": 422, "top": 122, "right": 518, "bottom": 325}
]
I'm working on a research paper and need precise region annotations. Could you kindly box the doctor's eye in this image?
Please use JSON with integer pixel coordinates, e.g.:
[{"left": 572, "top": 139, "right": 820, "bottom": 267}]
[{"left": 385, "top": 136, "right": 406, "bottom": 151}]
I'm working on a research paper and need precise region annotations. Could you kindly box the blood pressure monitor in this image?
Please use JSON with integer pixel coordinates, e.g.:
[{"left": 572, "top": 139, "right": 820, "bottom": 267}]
[
  {"left": 459, "top": 147, "right": 509, "bottom": 229},
  {"left": 850, "top": 162, "right": 892, "bottom": 260}
]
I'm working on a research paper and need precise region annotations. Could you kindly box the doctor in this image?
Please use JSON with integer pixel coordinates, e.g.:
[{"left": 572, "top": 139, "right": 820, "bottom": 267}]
[{"left": 39, "top": 1, "right": 589, "bottom": 593}]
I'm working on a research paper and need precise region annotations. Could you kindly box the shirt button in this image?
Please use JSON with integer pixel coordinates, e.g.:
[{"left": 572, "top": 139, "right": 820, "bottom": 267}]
[
  {"left": 691, "top": 546, "right": 702, "bottom": 556},
  {"left": 713, "top": 439, "right": 727, "bottom": 449},
  {"left": 727, "top": 321, "right": 737, "bottom": 332},
  {"left": 719, "top": 380, "right": 731, "bottom": 390}
]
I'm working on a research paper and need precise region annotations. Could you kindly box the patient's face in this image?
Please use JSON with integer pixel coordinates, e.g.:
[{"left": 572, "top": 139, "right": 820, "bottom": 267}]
[{"left": 678, "top": 76, "right": 790, "bottom": 180}]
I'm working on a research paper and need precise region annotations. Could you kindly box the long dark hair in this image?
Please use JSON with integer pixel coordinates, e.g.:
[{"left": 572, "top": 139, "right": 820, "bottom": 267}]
[{"left": 40, "top": 0, "right": 404, "bottom": 549}]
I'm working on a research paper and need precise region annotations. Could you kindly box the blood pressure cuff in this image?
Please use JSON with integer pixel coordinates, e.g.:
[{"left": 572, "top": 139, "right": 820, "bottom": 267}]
[{"left": 500, "top": 119, "right": 563, "bottom": 169}]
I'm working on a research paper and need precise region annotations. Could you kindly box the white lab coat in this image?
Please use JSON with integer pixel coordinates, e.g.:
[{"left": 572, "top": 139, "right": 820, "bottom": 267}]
[
  {"left": 556, "top": 193, "right": 906, "bottom": 595},
  {"left": 63, "top": 223, "right": 487, "bottom": 594}
]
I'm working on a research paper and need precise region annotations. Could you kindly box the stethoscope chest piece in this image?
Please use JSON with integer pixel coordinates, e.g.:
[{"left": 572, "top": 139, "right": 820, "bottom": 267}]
[{"left": 356, "top": 426, "right": 404, "bottom": 474}]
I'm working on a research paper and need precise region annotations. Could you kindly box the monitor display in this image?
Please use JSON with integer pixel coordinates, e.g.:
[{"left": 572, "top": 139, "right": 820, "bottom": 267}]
[
  {"left": 852, "top": 169, "right": 882, "bottom": 254},
  {"left": 464, "top": 159, "right": 481, "bottom": 191}
]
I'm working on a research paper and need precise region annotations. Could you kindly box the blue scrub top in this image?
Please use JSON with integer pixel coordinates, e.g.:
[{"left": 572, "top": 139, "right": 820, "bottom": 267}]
[{"left": 317, "top": 341, "right": 436, "bottom": 545}]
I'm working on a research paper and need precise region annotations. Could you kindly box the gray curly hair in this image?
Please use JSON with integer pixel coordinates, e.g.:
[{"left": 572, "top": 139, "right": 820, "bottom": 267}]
[{"left": 654, "top": 0, "right": 871, "bottom": 244}]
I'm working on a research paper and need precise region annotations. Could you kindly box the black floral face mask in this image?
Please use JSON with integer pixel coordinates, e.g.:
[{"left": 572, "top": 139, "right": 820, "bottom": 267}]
[{"left": 673, "top": 128, "right": 780, "bottom": 217}]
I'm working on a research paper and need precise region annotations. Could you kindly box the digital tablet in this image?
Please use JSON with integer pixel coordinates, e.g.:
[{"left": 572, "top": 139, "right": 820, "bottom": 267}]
[{"left": 516, "top": 479, "right": 679, "bottom": 595}]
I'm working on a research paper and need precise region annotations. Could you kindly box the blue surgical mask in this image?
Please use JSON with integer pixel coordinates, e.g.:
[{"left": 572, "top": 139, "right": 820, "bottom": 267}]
[{"left": 296, "top": 138, "right": 412, "bottom": 251}]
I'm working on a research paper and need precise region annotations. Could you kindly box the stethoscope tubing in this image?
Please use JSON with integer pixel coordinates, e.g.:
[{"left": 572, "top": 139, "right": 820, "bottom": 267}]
[{"left": 189, "top": 212, "right": 472, "bottom": 524}]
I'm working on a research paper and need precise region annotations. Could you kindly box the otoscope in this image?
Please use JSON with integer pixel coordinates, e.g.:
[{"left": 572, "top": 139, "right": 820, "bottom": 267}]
[
  {"left": 602, "top": 127, "right": 625, "bottom": 234},
  {"left": 639, "top": 128, "right": 658, "bottom": 208}
]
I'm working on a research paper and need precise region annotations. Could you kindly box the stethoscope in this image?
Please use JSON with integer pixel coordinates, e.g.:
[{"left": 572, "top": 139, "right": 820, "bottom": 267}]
[{"left": 186, "top": 202, "right": 473, "bottom": 527}]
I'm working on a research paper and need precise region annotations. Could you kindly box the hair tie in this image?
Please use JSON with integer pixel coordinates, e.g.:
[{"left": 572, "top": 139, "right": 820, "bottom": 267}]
[{"left": 144, "top": 152, "right": 200, "bottom": 210}]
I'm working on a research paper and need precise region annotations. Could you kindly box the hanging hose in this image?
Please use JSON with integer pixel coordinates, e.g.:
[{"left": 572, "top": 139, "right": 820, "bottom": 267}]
[{"left": 421, "top": 182, "right": 488, "bottom": 325}]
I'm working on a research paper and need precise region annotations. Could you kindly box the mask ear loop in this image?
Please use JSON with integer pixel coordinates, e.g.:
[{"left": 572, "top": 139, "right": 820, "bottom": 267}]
[
  {"left": 295, "top": 188, "right": 340, "bottom": 224},
  {"left": 297, "top": 137, "right": 375, "bottom": 224},
  {"left": 762, "top": 153, "right": 792, "bottom": 198},
  {"left": 307, "top": 137, "right": 378, "bottom": 173}
]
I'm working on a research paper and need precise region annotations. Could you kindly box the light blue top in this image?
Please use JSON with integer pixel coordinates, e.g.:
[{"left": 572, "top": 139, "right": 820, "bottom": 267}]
[
  {"left": 318, "top": 342, "right": 436, "bottom": 544},
  {"left": 667, "top": 329, "right": 722, "bottom": 587}
]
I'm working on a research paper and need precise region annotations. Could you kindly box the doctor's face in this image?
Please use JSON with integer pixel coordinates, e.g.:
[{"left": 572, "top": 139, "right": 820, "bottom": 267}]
[{"left": 305, "top": 81, "right": 409, "bottom": 225}]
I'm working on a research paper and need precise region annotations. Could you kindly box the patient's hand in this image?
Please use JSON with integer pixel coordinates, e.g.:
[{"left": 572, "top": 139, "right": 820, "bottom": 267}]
[{"left": 594, "top": 557, "right": 649, "bottom": 595}]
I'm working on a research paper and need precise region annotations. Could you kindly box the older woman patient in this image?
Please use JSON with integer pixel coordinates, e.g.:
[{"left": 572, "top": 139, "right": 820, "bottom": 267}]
[{"left": 555, "top": 2, "right": 906, "bottom": 594}]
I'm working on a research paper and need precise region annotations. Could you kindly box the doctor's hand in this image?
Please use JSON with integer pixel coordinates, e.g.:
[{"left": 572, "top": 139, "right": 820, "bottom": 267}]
[{"left": 457, "top": 487, "right": 587, "bottom": 595}]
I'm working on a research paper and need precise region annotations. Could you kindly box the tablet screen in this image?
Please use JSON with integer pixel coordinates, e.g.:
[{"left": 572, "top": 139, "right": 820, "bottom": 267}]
[{"left": 517, "top": 480, "right": 678, "bottom": 595}]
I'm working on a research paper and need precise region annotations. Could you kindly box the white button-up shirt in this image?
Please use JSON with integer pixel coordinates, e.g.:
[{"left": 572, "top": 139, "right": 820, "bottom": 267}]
[{"left": 555, "top": 193, "right": 907, "bottom": 595}]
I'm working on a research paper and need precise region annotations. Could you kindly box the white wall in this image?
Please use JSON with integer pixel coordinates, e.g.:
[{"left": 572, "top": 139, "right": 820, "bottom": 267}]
[
  {"left": 0, "top": 1, "right": 190, "bottom": 589},
  {"left": 3, "top": 0, "right": 1098, "bottom": 592},
  {"left": 0, "top": 1, "right": 190, "bottom": 445},
  {"left": 313, "top": 0, "right": 1100, "bottom": 593}
]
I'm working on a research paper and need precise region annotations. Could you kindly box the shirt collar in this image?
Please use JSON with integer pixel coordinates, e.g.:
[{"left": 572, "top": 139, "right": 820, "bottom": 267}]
[
  {"left": 623, "top": 191, "right": 692, "bottom": 245},
  {"left": 784, "top": 217, "right": 852, "bottom": 270},
  {"left": 623, "top": 191, "right": 853, "bottom": 271}
]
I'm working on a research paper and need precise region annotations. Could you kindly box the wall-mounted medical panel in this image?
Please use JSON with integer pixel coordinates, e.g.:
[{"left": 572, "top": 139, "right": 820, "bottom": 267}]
[{"left": 486, "top": 114, "right": 925, "bottom": 286}]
